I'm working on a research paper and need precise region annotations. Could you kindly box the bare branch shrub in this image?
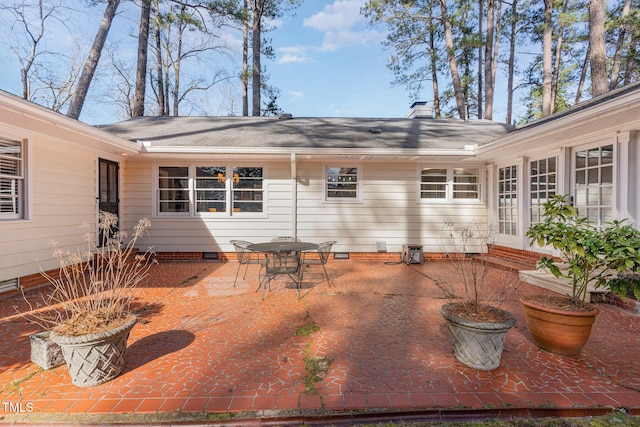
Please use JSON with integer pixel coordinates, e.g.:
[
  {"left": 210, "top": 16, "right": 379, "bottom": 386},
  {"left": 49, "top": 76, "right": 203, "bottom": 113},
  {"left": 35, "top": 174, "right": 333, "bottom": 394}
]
[
  {"left": 442, "top": 220, "right": 518, "bottom": 321},
  {"left": 22, "top": 212, "right": 156, "bottom": 336}
]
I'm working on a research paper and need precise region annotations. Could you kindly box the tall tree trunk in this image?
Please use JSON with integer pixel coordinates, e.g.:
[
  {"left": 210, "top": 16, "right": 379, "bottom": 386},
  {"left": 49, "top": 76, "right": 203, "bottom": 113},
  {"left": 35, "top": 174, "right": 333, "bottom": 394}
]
[
  {"left": 242, "top": 0, "right": 249, "bottom": 116},
  {"left": 251, "top": 1, "right": 264, "bottom": 116},
  {"left": 575, "top": 43, "right": 590, "bottom": 104},
  {"left": 609, "top": 0, "right": 632, "bottom": 90},
  {"left": 491, "top": 0, "right": 501, "bottom": 106},
  {"left": 506, "top": 0, "right": 517, "bottom": 124},
  {"left": 589, "top": 0, "right": 607, "bottom": 97},
  {"left": 152, "top": 0, "right": 166, "bottom": 115},
  {"left": 439, "top": 0, "right": 466, "bottom": 120},
  {"left": 484, "top": 0, "right": 495, "bottom": 120},
  {"left": 133, "top": 0, "right": 151, "bottom": 118},
  {"left": 172, "top": 6, "right": 186, "bottom": 116},
  {"left": 551, "top": 0, "right": 568, "bottom": 109},
  {"left": 623, "top": 35, "right": 637, "bottom": 85},
  {"left": 477, "top": 0, "right": 483, "bottom": 120},
  {"left": 429, "top": 20, "right": 441, "bottom": 118},
  {"left": 153, "top": 26, "right": 166, "bottom": 114},
  {"left": 67, "top": 0, "right": 120, "bottom": 119},
  {"left": 541, "top": 0, "right": 553, "bottom": 117}
]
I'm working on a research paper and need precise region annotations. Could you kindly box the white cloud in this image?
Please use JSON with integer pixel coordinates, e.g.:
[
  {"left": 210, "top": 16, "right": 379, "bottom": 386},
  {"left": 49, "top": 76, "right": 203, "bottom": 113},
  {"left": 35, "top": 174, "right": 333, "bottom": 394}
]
[
  {"left": 277, "top": 46, "right": 312, "bottom": 64},
  {"left": 287, "top": 91, "right": 305, "bottom": 99},
  {"left": 303, "top": 0, "right": 384, "bottom": 51},
  {"left": 303, "top": 0, "right": 362, "bottom": 33}
]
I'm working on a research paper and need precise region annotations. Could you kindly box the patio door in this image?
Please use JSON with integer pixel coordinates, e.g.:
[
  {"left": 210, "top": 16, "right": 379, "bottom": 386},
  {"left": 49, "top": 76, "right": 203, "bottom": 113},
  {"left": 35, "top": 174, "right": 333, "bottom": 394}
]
[{"left": 98, "top": 158, "right": 119, "bottom": 242}]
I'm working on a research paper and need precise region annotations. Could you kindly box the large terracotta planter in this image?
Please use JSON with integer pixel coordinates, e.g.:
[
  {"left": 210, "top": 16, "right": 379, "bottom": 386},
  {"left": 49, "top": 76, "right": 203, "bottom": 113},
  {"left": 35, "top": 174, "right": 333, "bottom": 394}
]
[
  {"left": 441, "top": 303, "right": 516, "bottom": 371},
  {"left": 520, "top": 297, "right": 598, "bottom": 356},
  {"left": 50, "top": 315, "right": 137, "bottom": 387}
]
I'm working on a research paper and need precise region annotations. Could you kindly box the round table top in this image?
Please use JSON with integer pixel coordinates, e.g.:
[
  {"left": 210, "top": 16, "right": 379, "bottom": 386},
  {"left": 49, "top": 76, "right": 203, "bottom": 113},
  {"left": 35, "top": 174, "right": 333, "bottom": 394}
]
[{"left": 248, "top": 241, "right": 319, "bottom": 252}]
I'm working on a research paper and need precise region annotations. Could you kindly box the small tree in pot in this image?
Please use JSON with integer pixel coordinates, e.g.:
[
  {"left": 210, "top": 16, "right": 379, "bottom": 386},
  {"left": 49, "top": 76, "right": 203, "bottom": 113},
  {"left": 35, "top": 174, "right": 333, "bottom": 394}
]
[
  {"left": 440, "top": 220, "right": 516, "bottom": 371},
  {"left": 24, "top": 212, "right": 156, "bottom": 386},
  {"left": 524, "top": 194, "right": 640, "bottom": 355}
]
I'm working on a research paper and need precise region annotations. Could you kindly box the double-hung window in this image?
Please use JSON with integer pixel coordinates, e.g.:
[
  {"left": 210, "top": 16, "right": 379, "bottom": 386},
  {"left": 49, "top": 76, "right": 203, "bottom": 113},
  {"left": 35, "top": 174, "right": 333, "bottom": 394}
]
[
  {"left": 0, "top": 138, "right": 24, "bottom": 219},
  {"left": 158, "top": 165, "right": 264, "bottom": 216},
  {"left": 574, "top": 144, "right": 613, "bottom": 227},
  {"left": 158, "top": 166, "right": 190, "bottom": 214},
  {"left": 419, "top": 167, "right": 480, "bottom": 201},
  {"left": 325, "top": 166, "right": 361, "bottom": 202}
]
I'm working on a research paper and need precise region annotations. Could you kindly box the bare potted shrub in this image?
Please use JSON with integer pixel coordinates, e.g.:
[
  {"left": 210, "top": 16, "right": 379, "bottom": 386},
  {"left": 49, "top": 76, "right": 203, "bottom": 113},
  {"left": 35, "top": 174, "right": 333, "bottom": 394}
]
[
  {"left": 524, "top": 195, "right": 640, "bottom": 355},
  {"left": 440, "top": 220, "right": 516, "bottom": 371},
  {"left": 24, "top": 212, "right": 155, "bottom": 386}
]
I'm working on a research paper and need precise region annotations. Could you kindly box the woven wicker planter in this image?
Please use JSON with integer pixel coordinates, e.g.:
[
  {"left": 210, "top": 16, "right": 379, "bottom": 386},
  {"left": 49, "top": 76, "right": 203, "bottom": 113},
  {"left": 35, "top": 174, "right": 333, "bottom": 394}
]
[
  {"left": 441, "top": 303, "right": 516, "bottom": 371},
  {"left": 50, "top": 315, "right": 137, "bottom": 387}
]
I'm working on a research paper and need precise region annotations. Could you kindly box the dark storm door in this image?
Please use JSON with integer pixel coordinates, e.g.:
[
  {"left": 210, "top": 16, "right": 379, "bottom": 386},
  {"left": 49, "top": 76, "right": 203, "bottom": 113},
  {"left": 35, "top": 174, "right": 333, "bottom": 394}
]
[{"left": 98, "top": 159, "right": 120, "bottom": 242}]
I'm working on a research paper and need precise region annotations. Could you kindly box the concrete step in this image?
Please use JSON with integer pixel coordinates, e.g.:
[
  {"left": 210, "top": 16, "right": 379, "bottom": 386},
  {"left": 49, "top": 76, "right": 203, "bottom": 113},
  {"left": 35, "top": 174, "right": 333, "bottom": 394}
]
[{"left": 518, "top": 269, "right": 603, "bottom": 301}]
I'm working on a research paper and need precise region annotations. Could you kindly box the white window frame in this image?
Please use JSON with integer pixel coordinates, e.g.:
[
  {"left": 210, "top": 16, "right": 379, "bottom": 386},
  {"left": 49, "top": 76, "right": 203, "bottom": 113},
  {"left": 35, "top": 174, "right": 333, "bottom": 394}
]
[
  {"left": 529, "top": 155, "right": 558, "bottom": 225},
  {"left": 0, "top": 137, "right": 25, "bottom": 220},
  {"left": 323, "top": 164, "right": 363, "bottom": 203},
  {"left": 572, "top": 142, "right": 614, "bottom": 228},
  {"left": 497, "top": 164, "right": 518, "bottom": 236},
  {"left": 417, "top": 165, "right": 483, "bottom": 203},
  {"left": 154, "top": 163, "right": 267, "bottom": 217}
]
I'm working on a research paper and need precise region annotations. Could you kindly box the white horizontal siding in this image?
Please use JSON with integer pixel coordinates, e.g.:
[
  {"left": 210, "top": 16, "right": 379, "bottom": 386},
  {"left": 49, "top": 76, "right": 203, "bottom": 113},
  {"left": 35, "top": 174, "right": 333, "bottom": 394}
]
[
  {"left": 295, "top": 161, "right": 488, "bottom": 253},
  {"left": 0, "top": 135, "right": 105, "bottom": 282},
  {"left": 122, "top": 160, "right": 296, "bottom": 253},
  {"left": 121, "top": 159, "right": 490, "bottom": 254}
]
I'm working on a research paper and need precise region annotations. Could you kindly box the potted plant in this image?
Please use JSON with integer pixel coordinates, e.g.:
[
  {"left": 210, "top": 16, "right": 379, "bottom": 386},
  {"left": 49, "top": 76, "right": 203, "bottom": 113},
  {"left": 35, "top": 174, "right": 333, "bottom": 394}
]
[
  {"left": 24, "top": 211, "right": 155, "bottom": 386},
  {"left": 524, "top": 194, "right": 640, "bottom": 355},
  {"left": 440, "top": 220, "right": 516, "bottom": 371}
]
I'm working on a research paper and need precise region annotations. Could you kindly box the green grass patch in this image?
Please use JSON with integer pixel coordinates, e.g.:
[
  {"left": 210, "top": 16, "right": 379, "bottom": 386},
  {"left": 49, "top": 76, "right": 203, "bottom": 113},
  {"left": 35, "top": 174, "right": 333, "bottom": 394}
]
[{"left": 296, "top": 321, "right": 320, "bottom": 337}]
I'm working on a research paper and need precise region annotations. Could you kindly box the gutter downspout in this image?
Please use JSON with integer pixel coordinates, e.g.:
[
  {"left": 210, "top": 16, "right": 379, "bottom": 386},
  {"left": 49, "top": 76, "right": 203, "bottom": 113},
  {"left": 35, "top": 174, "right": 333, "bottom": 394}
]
[{"left": 291, "top": 153, "right": 297, "bottom": 239}]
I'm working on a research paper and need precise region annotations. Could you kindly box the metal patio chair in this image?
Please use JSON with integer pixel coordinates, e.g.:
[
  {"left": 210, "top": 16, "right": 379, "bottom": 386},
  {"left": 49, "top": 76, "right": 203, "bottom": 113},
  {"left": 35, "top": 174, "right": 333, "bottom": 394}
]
[
  {"left": 301, "top": 240, "right": 336, "bottom": 289},
  {"left": 260, "top": 251, "right": 303, "bottom": 299},
  {"left": 230, "top": 240, "right": 263, "bottom": 287}
]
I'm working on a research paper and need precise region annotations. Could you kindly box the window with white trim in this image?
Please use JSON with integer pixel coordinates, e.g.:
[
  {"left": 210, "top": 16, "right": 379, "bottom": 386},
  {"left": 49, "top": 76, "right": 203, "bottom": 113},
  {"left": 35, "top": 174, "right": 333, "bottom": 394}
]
[
  {"left": 530, "top": 156, "right": 557, "bottom": 224},
  {"left": 157, "top": 165, "right": 264, "bottom": 216},
  {"left": 325, "top": 166, "right": 360, "bottom": 201},
  {"left": 0, "top": 138, "right": 24, "bottom": 219},
  {"left": 419, "top": 167, "right": 480, "bottom": 201},
  {"left": 574, "top": 144, "right": 613, "bottom": 228},
  {"left": 498, "top": 165, "right": 517, "bottom": 235}
]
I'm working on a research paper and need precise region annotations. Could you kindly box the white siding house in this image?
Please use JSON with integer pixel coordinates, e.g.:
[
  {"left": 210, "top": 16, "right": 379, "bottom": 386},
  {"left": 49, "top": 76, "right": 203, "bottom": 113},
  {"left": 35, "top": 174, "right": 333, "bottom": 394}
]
[
  {"left": 101, "top": 116, "right": 511, "bottom": 257},
  {"left": 0, "top": 91, "right": 139, "bottom": 291},
  {"left": 1, "top": 81, "right": 640, "bottom": 292}
]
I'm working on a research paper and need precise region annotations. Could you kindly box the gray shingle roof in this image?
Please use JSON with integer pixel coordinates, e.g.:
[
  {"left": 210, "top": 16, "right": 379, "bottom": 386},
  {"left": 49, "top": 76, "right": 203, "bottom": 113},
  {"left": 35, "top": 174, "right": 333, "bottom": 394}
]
[{"left": 98, "top": 116, "right": 512, "bottom": 152}]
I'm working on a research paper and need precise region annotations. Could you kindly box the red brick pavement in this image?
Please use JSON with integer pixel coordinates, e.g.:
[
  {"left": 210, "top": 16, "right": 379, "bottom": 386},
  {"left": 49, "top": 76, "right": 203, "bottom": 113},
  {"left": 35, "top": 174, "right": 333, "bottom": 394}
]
[{"left": 1, "top": 260, "right": 639, "bottom": 423}]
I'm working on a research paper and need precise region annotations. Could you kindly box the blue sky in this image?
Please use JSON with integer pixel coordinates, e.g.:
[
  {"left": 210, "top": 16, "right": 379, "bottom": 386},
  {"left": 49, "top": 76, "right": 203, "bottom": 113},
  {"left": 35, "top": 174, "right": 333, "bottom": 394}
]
[
  {"left": 266, "top": 0, "right": 414, "bottom": 118},
  {"left": 0, "top": 0, "right": 423, "bottom": 123}
]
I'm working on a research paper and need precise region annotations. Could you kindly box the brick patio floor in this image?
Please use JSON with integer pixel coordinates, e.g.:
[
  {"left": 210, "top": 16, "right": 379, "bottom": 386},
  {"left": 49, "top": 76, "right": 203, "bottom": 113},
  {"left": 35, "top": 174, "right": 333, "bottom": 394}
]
[{"left": 1, "top": 259, "right": 639, "bottom": 424}]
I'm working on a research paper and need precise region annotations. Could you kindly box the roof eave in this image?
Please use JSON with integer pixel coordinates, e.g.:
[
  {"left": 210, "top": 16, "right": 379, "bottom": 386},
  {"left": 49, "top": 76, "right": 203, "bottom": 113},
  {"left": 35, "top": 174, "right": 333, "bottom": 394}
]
[{"left": 139, "top": 143, "right": 478, "bottom": 160}]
